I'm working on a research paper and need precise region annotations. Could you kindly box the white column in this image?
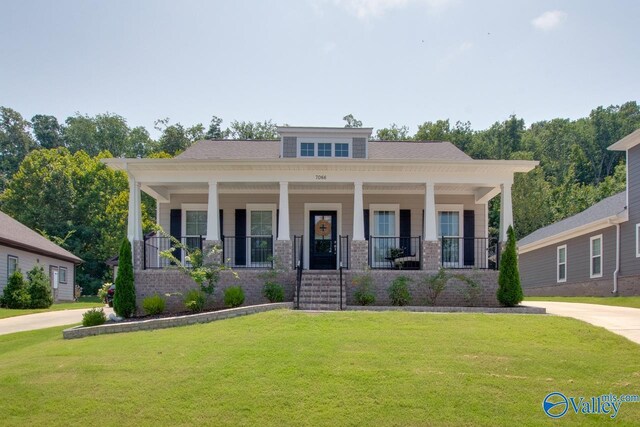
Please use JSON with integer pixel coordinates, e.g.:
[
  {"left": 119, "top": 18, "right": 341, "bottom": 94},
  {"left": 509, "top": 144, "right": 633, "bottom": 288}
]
[
  {"left": 277, "top": 181, "right": 290, "bottom": 240},
  {"left": 206, "top": 180, "right": 220, "bottom": 241},
  {"left": 424, "top": 183, "right": 437, "bottom": 240},
  {"left": 500, "top": 182, "right": 513, "bottom": 242},
  {"left": 127, "top": 176, "right": 143, "bottom": 241},
  {"left": 353, "top": 181, "right": 365, "bottom": 240}
]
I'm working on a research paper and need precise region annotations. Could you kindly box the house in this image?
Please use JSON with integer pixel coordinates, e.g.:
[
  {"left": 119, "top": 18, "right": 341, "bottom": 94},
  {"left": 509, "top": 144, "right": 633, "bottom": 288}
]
[
  {"left": 518, "top": 128, "right": 640, "bottom": 296},
  {"left": 103, "top": 126, "right": 537, "bottom": 310},
  {"left": 0, "top": 211, "right": 83, "bottom": 301}
]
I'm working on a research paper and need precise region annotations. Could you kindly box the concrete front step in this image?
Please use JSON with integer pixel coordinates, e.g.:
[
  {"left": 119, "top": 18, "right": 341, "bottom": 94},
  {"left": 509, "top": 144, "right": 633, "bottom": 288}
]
[{"left": 296, "top": 271, "right": 346, "bottom": 310}]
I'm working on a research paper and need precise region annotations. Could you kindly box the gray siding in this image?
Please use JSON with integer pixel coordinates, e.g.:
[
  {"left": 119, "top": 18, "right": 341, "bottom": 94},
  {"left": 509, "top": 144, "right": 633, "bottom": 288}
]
[
  {"left": 620, "top": 143, "right": 640, "bottom": 276},
  {"left": 282, "top": 137, "right": 297, "bottom": 158},
  {"left": 520, "top": 226, "right": 616, "bottom": 288},
  {"left": 352, "top": 137, "right": 367, "bottom": 158}
]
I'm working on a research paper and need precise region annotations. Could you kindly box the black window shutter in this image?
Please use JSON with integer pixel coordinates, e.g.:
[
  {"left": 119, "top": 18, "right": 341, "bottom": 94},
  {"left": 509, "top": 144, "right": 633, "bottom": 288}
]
[
  {"left": 363, "top": 209, "right": 370, "bottom": 240},
  {"left": 219, "top": 209, "right": 223, "bottom": 239},
  {"left": 170, "top": 209, "right": 182, "bottom": 263},
  {"left": 463, "top": 210, "right": 475, "bottom": 266},
  {"left": 235, "top": 209, "right": 246, "bottom": 265},
  {"left": 276, "top": 209, "right": 279, "bottom": 238},
  {"left": 400, "top": 209, "right": 411, "bottom": 253}
]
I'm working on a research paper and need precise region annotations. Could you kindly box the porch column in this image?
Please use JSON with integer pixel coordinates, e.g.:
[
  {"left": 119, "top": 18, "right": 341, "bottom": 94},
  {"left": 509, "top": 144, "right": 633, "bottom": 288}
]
[
  {"left": 206, "top": 180, "right": 220, "bottom": 241},
  {"left": 424, "top": 182, "right": 437, "bottom": 240},
  {"left": 499, "top": 182, "right": 513, "bottom": 243},
  {"left": 352, "top": 181, "right": 365, "bottom": 240},
  {"left": 277, "top": 181, "right": 290, "bottom": 240},
  {"left": 127, "top": 176, "right": 143, "bottom": 242}
]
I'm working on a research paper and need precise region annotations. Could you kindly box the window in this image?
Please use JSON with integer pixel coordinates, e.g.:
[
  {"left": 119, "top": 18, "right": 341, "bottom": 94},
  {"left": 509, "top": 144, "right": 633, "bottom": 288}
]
[
  {"left": 318, "top": 143, "right": 332, "bottom": 157},
  {"left": 590, "top": 235, "right": 602, "bottom": 278},
  {"left": 370, "top": 204, "right": 399, "bottom": 264},
  {"left": 301, "top": 142, "right": 315, "bottom": 157},
  {"left": 7, "top": 256, "right": 18, "bottom": 279},
  {"left": 247, "top": 204, "right": 276, "bottom": 266},
  {"left": 557, "top": 245, "right": 567, "bottom": 283},
  {"left": 185, "top": 210, "right": 207, "bottom": 236},
  {"left": 636, "top": 224, "right": 640, "bottom": 258},
  {"left": 335, "top": 143, "right": 349, "bottom": 157},
  {"left": 182, "top": 205, "right": 208, "bottom": 260},
  {"left": 59, "top": 267, "right": 67, "bottom": 284},
  {"left": 438, "top": 207, "right": 463, "bottom": 266}
]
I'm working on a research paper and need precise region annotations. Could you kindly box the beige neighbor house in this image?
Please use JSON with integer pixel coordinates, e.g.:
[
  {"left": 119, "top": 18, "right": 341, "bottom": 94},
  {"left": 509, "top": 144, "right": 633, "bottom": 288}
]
[
  {"left": 0, "top": 211, "right": 83, "bottom": 301},
  {"left": 104, "top": 126, "right": 537, "bottom": 311},
  {"left": 519, "top": 128, "right": 640, "bottom": 296}
]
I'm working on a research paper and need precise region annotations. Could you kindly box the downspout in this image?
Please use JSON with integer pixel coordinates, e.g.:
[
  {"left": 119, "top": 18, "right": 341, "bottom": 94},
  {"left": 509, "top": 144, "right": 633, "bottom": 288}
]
[{"left": 612, "top": 222, "right": 620, "bottom": 295}]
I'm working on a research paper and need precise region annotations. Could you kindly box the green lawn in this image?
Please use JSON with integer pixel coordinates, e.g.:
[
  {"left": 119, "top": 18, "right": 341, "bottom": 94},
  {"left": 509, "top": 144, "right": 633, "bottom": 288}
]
[
  {"left": 0, "top": 310, "right": 638, "bottom": 426},
  {"left": 0, "top": 296, "right": 104, "bottom": 319},
  {"left": 526, "top": 296, "right": 640, "bottom": 309}
]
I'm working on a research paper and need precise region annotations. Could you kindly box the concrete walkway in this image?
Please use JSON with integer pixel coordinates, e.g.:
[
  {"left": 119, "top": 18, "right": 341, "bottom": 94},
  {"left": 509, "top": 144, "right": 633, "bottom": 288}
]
[
  {"left": 0, "top": 307, "right": 114, "bottom": 336},
  {"left": 526, "top": 301, "right": 640, "bottom": 345}
]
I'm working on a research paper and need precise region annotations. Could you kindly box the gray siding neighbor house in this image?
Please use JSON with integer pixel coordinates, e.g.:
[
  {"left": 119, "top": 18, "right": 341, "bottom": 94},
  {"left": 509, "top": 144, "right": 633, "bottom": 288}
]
[
  {"left": 0, "top": 211, "right": 83, "bottom": 301},
  {"left": 518, "top": 128, "right": 640, "bottom": 296}
]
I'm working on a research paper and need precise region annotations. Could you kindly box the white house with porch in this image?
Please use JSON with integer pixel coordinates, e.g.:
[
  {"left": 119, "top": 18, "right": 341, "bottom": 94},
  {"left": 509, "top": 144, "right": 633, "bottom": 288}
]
[{"left": 104, "top": 126, "right": 537, "bottom": 310}]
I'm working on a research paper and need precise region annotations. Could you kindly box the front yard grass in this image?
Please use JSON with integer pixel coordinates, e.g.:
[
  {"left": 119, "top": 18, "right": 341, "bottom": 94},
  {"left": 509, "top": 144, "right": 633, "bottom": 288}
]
[
  {"left": 525, "top": 296, "right": 640, "bottom": 309},
  {"left": 0, "top": 296, "right": 104, "bottom": 319},
  {"left": 0, "top": 310, "right": 638, "bottom": 426}
]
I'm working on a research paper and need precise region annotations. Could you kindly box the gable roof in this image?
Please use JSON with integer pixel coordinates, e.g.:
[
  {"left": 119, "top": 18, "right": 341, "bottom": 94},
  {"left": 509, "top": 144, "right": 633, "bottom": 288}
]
[
  {"left": 176, "top": 139, "right": 472, "bottom": 161},
  {"left": 0, "top": 211, "right": 83, "bottom": 264},
  {"left": 518, "top": 191, "right": 627, "bottom": 249}
]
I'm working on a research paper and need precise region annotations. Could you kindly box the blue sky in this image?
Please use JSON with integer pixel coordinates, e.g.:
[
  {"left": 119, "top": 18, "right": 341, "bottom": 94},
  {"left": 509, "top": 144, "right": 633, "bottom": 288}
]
[{"left": 1, "top": 0, "right": 639, "bottom": 136}]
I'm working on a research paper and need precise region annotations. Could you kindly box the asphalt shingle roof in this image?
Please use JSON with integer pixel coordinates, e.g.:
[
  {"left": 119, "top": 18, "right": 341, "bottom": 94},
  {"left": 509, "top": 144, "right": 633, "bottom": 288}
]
[{"left": 517, "top": 191, "right": 626, "bottom": 247}]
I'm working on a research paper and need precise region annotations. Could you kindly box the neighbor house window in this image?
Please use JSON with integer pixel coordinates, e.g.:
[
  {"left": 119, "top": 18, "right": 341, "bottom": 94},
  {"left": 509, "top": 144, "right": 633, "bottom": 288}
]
[
  {"left": 590, "top": 235, "right": 602, "bottom": 278},
  {"left": 318, "top": 143, "right": 332, "bottom": 157},
  {"left": 636, "top": 224, "right": 640, "bottom": 258},
  {"left": 557, "top": 245, "right": 567, "bottom": 283},
  {"left": 7, "top": 255, "right": 18, "bottom": 279},
  {"left": 59, "top": 267, "right": 67, "bottom": 284},
  {"left": 335, "top": 143, "right": 349, "bottom": 157},
  {"left": 301, "top": 143, "right": 315, "bottom": 157}
]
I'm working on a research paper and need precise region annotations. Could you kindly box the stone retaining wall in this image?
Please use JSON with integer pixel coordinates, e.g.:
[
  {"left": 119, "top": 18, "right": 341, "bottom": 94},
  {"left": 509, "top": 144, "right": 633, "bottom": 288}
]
[{"left": 63, "top": 302, "right": 293, "bottom": 339}]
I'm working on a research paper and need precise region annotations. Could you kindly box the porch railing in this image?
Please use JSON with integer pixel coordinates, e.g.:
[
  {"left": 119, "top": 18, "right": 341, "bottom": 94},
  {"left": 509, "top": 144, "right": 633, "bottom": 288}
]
[
  {"left": 339, "top": 235, "right": 350, "bottom": 270},
  {"left": 222, "top": 235, "right": 273, "bottom": 268},
  {"left": 440, "top": 237, "right": 497, "bottom": 270},
  {"left": 143, "top": 235, "right": 204, "bottom": 269},
  {"left": 369, "top": 236, "right": 422, "bottom": 270}
]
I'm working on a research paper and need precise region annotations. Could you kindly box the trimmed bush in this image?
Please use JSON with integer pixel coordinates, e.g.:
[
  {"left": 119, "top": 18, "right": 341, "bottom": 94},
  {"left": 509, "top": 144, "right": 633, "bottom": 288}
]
[
  {"left": 142, "top": 294, "right": 166, "bottom": 315},
  {"left": 263, "top": 282, "right": 284, "bottom": 303},
  {"left": 224, "top": 286, "right": 245, "bottom": 308},
  {"left": 352, "top": 270, "right": 375, "bottom": 306},
  {"left": 82, "top": 308, "right": 106, "bottom": 327},
  {"left": 388, "top": 275, "right": 412, "bottom": 306},
  {"left": 1, "top": 271, "right": 31, "bottom": 309},
  {"left": 113, "top": 239, "right": 136, "bottom": 318},
  {"left": 27, "top": 265, "right": 53, "bottom": 309},
  {"left": 183, "top": 289, "right": 206, "bottom": 313},
  {"left": 497, "top": 225, "right": 524, "bottom": 307}
]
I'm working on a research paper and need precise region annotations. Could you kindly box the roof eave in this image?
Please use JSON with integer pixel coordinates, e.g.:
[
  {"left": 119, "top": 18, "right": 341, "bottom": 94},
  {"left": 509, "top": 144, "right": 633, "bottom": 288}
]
[{"left": 608, "top": 128, "right": 640, "bottom": 151}]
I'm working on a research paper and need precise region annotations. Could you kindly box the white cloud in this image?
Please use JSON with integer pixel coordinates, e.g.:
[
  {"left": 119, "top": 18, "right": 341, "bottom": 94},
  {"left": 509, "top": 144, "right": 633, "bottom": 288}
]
[
  {"left": 531, "top": 10, "right": 567, "bottom": 31},
  {"left": 317, "top": 0, "right": 454, "bottom": 20}
]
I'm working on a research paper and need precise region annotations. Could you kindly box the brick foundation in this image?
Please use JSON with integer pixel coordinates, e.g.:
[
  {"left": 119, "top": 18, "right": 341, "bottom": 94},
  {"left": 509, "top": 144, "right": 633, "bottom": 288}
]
[
  {"left": 274, "top": 240, "right": 293, "bottom": 271},
  {"left": 133, "top": 240, "right": 144, "bottom": 270},
  {"left": 350, "top": 240, "right": 369, "bottom": 270},
  {"left": 524, "top": 275, "right": 640, "bottom": 297},
  {"left": 422, "top": 240, "right": 440, "bottom": 270}
]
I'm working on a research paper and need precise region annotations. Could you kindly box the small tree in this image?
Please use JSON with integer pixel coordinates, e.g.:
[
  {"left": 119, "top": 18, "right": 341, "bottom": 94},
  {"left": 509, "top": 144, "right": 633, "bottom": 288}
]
[
  {"left": 27, "top": 265, "right": 53, "bottom": 308},
  {"left": 113, "top": 239, "right": 136, "bottom": 318},
  {"left": 497, "top": 225, "right": 523, "bottom": 307},
  {"left": 1, "top": 271, "right": 31, "bottom": 309}
]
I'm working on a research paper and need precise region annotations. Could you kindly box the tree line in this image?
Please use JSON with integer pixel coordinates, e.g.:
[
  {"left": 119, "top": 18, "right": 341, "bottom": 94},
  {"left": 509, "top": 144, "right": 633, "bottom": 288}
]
[{"left": 0, "top": 103, "right": 637, "bottom": 293}]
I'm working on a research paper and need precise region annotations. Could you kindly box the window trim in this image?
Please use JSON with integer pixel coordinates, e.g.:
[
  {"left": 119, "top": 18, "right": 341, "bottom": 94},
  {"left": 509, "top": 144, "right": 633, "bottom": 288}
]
[
  {"left": 436, "top": 204, "right": 464, "bottom": 267},
  {"left": 556, "top": 244, "right": 567, "bottom": 283},
  {"left": 298, "top": 137, "right": 352, "bottom": 158},
  {"left": 590, "top": 234, "right": 603, "bottom": 279},
  {"left": 369, "top": 204, "right": 400, "bottom": 237},
  {"left": 59, "top": 266, "right": 68, "bottom": 284},
  {"left": 317, "top": 142, "right": 332, "bottom": 157},
  {"left": 636, "top": 224, "right": 640, "bottom": 258},
  {"left": 7, "top": 255, "right": 18, "bottom": 280},
  {"left": 181, "top": 203, "right": 209, "bottom": 238}
]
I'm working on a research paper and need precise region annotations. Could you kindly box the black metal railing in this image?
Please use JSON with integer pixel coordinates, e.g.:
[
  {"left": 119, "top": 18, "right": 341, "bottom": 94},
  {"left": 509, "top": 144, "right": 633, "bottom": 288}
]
[
  {"left": 222, "top": 235, "right": 273, "bottom": 268},
  {"left": 440, "top": 237, "right": 497, "bottom": 269},
  {"left": 294, "top": 235, "right": 303, "bottom": 309},
  {"left": 143, "top": 235, "right": 204, "bottom": 269},
  {"left": 338, "top": 235, "right": 349, "bottom": 310},
  {"left": 369, "top": 236, "right": 422, "bottom": 270}
]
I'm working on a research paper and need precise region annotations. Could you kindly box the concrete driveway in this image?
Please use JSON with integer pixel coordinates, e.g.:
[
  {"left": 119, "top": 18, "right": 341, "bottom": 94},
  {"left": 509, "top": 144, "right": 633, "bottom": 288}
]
[
  {"left": 0, "top": 307, "right": 114, "bottom": 336},
  {"left": 526, "top": 301, "right": 640, "bottom": 345}
]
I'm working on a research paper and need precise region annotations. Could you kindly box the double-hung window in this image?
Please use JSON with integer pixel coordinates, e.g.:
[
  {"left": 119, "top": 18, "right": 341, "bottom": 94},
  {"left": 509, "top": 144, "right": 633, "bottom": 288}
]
[
  {"left": 590, "top": 235, "right": 602, "bottom": 278},
  {"left": 7, "top": 255, "right": 18, "bottom": 279},
  {"left": 59, "top": 267, "right": 68, "bottom": 284},
  {"left": 557, "top": 245, "right": 567, "bottom": 283}
]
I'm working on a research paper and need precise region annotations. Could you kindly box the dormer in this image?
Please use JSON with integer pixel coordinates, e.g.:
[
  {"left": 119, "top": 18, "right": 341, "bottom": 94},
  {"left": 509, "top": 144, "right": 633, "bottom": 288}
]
[{"left": 277, "top": 126, "right": 373, "bottom": 159}]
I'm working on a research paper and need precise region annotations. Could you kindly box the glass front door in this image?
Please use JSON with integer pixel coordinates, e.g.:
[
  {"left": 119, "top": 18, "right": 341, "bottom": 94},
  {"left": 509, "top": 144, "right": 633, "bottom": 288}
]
[{"left": 309, "top": 211, "right": 337, "bottom": 270}]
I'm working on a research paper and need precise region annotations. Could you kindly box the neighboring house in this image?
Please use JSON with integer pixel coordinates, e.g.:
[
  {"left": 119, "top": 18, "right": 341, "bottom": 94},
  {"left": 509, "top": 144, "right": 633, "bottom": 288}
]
[
  {"left": 0, "top": 211, "right": 83, "bottom": 301},
  {"left": 519, "top": 128, "right": 640, "bottom": 296},
  {"left": 104, "top": 126, "right": 537, "bottom": 309}
]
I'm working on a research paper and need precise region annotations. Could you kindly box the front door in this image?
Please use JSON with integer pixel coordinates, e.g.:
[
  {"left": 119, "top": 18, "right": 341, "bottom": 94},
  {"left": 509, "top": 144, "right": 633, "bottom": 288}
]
[{"left": 309, "top": 211, "right": 337, "bottom": 270}]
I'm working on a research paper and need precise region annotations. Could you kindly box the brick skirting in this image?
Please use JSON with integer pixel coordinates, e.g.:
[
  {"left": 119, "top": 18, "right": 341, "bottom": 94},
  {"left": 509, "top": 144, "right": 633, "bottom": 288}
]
[
  {"left": 524, "top": 275, "right": 640, "bottom": 297},
  {"left": 347, "top": 305, "right": 545, "bottom": 314}
]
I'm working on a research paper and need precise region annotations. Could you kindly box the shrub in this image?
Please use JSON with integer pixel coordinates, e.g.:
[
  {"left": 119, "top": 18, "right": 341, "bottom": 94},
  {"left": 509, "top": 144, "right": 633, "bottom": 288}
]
[
  {"left": 82, "top": 308, "right": 106, "bottom": 327},
  {"left": 113, "top": 239, "right": 136, "bottom": 318},
  {"left": 183, "top": 289, "right": 206, "bottom": 313},
  {"left": 422, "top": 268, "right": 448, "bottom": 306},
  {"left": 2, "top": 271, "right": 31, "bottom": 309},
  {"left": 352, "top": 270, "right": 375, "bottom": 306},
  {"left": 497, "top": 226, "right": 523, "bottom": 307},
  {"left": 224, "top": 286, "right": 245, "bottom": 308},
  {"left": 388, "top": 275, "right": 412, "bottom": 306},
  {"left": 263, "top": 282, "right": 285, "bottom": 303},
  {"left": 142, "top": 294, "right": 166, "bottom": 315},
  {"left": 97, "top": 282, "right": 112, "bottom": 302},
  {"left": 27, "top": 265, "right": 53, "bottom": 309}
]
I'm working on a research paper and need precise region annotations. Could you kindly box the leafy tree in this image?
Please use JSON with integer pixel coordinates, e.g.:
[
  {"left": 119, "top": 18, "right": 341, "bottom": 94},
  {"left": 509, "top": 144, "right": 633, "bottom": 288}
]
[
  {"left": 154, "top": 118, "right": 204, "bottom": 155},
  {"left": 27, "top": 265, "right": 53, "bottom": 309},
  {"left": 113, "top": 239, "right": 136, "bottom": 318},
  {"left": 497, "top": 226, "right": 523, "bottom": 307},
  {"left": 63, "top": 114, "right": 99, "bottom": 155},
  {"left": 512, "top": 167, "right": 553, "bottom": 239},
  {"left": 0, "top": 107, "right": 35, "bottom": 189},
  {"left": 226, "top": 120, "right": 278, "bottom": 140},
  {"left": 1, "top": 270, "right": 30, "bottom": 309},
  {"left": 205, "top": 115, "right": 226, "bottom": 139},
  {"left": 126, "top": 126, "right": 153, "bottom": 158},
  {"left": 31, "top": 114, "right": 64, "bottom": 149},
  {"left": 415, "top": 119, "right": 451, "bottom": 141},
  {"left": 374, "top": 123, "right": 410, "bottom": 140},
  {"left": 342, "top": 114, "right": 362, "bottom": 128}
]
